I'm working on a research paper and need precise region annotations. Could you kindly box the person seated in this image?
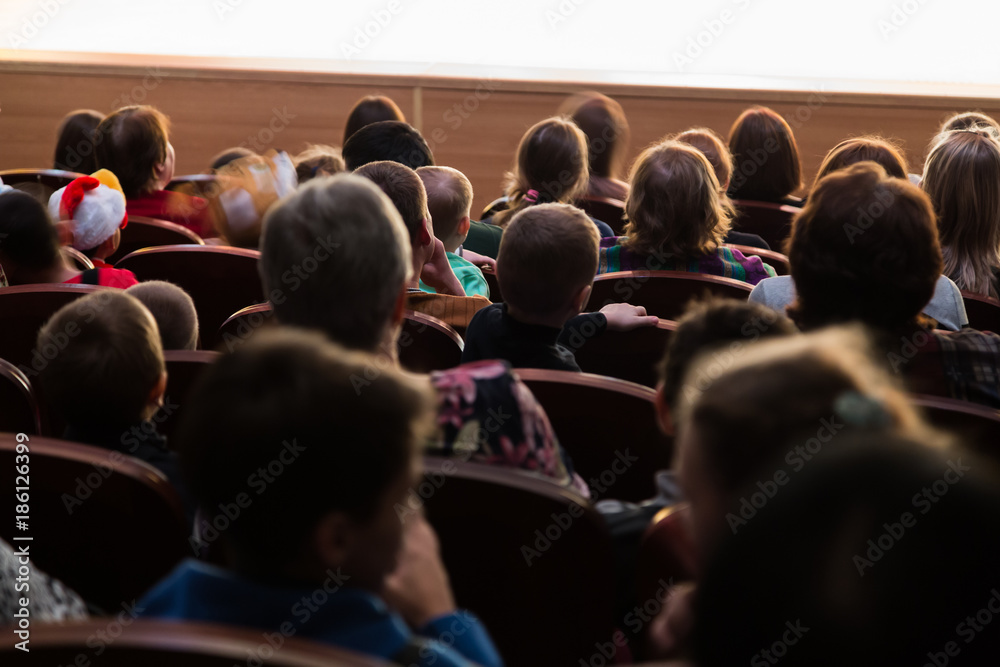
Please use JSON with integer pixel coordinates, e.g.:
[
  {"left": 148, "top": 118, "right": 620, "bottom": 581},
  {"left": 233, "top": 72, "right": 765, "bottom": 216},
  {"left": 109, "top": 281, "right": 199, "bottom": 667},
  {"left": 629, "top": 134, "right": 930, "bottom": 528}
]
[
  {"left": 343, "top": 120, "right": 434, "bottom": 171},
  {"left": 463, "top": 203, "right": 657, "bottom": 371},
  {"left": 416, "top": 166, "right": 490, "bottom": 298},
  {"left": 692, "top": 430, "right": 1000, "bottom": 667},
  {"left": 598, "top": 140, "right": 776, "bottom": 284},
  {"left": 354, "top": 160, "right": 491, "bottom": 333},
  {"left": 751, "top": 144, "right": 969, "bottom": 331},
  {"left": 35, "top": 291, "right": 192, "bottom": 517},
  {"left": 781, "top": 161, "right": 1000, "bottom": 407},
  {"left": 293, "top": 144, "right": 346, "bottom": 184},
  {"left": 485, "top": 117, "right": 615, "bottom": 237},
  {"left": 922, "top": 125, "right": 1000, "bottom": 298},
  {"left": 343, "top": 94, "right": 406, "bottom": 145},
  {"left": 208, "top": 146, "right": 256, "bottom": 172},
  {"left": 138, "top": 329, "right": 502, "bottom": 666},
  {"left": 95, "top": 105, "right": 215, "bottom": 238},
  {"left": 0, "top": 190, "right": 137, "bottom": 288},
  {"left": 558, "top": 91, "right": 630, "bottom": 201},
  {"left": 258, "top": 174, "right": 586, "bottom": 492},
  {"left": 53, "top": 109, "right": 103, "bottom": 174},
  {"left": 939, "top": 110, "right": 1000, "bottom": 135},
  {"left": 126, "top": 280, "right": 199, "bottom": 350},
  {"left": 675, "top": 127, "right": 770, "bottom": 249},
  {"left": 726, "top": 106, "right": 804, "bottom": 207},
  {"left": 47, "top": 169, "right": 131, "bottom": 271}
]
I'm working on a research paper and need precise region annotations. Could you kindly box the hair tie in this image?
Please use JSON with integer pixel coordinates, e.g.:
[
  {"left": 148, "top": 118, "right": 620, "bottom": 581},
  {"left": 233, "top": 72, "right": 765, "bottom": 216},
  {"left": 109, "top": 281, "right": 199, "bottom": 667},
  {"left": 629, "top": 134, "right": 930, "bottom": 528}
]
[
  {"left": 523, "top": 189, "right": 540, "bottom": 204},
  {"left": 833, "top": 390, "right": 891, "bottom": 429}
]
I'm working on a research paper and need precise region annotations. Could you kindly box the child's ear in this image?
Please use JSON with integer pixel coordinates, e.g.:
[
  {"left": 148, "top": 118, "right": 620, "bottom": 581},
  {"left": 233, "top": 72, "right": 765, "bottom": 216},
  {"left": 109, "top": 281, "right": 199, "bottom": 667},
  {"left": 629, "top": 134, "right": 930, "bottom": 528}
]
[
  {"left": 144, "top": 371, "right": 168, "bottom": 420},
  {"left": 419, "top": 218, "right": 433, "bottom": 247},
  {"left": 572, "top": 284, "right": 592, "bottom": 314},
  {"left": 312, "top": 510, "right": 355, "bottom": 570},
  {"left": 654, "top": 382, "right": 675, "bottom": 436},
  {"left": 96, "top": 232, "right": 119, "bottom": 259},
  {"left": 392, "top": 286, "right": 407, "bottom": 327},
  {"left": 458, "top": 216, "right": 471, "bottom": 237}
]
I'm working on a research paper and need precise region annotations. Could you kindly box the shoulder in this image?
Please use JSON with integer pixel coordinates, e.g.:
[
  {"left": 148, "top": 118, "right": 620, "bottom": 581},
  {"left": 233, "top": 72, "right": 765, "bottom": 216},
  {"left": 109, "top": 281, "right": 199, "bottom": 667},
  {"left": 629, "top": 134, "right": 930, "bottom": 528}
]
[{"left": 100, "top": 268, "right": 139, "bottom": 288}]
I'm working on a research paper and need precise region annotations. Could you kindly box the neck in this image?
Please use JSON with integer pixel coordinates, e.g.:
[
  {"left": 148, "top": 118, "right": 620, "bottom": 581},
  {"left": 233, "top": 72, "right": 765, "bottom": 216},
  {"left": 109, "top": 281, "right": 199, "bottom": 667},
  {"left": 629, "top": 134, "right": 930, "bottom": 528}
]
[{"left": 506, "top": 304, "right": 573, "bottom": 329}]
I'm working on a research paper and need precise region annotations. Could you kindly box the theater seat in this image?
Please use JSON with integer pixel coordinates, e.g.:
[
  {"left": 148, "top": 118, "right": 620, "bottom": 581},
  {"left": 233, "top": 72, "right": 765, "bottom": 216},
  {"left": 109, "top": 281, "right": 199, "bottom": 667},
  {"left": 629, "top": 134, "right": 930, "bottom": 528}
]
[
  {"left": 217, "top": 303, "right": 276, "bottom": 350},
  {"left": 0, "top": 433, "right": 187, "bottom": 612},
  {"left": 635, "top": 504, "right": 697, "bottom": 607},
  {"left": 0, "top": 168, "right": 86, "bottom": 204},
  {"left": 106, "top": 216, "right": 205, "bottom": 265},
  {"left": 9, "top": 619, "right": 389, "bottom": 666},
  {"left": 160, "top": 350, "right": 220, "bottom": 441},
  {"left": 0, "top": 358, "right": 41, "bottom": 434},
  {"left": 397, "top": 310, "right": 464, "bottom": 373},
  {"left": 961, "top": 290, "right": 1000, "bottom": 334},
  {"left": 731, "top": 199, "right": 802, "bottom": 251},
  {"left": 573, "top": 319, "right": 677, "bottom": 388},
  {"left": 577, "top": 196, "right": 626, "bottom": 235},
  {"left": 115, "top": 245, "right": 264, "bottom": 349},
  {"left": 481, "top": 266, "right": 502, "bottom": 303},
  {"left": 588, "top": 271, "right": 753, "bottom": 320},
  {"left": 911, "top": 394, "right": 1000, "bottom": 463},
  {"left": 421, "top": 457, "right": 616, "bottom": 667},
  {"left": 513, "top": 369, "right": 673, "bottom": 501},
  {"left": 61, "top": 246, "right": 95, "bottom": 270}
]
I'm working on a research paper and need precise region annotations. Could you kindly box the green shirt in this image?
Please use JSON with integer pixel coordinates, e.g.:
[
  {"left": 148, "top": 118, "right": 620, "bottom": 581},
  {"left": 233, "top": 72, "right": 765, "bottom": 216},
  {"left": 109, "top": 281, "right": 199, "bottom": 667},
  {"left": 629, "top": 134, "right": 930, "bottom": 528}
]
[{"left": 420, "top": 251, "right": 491, "bottom": 299}]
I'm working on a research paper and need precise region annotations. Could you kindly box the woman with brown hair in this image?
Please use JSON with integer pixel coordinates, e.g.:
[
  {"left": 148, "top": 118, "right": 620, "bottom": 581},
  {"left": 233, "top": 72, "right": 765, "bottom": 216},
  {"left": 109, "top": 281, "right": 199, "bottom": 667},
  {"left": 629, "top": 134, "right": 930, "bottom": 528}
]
[
  {"left": 597, "top": 140, "right": 774, "bottom": 284},
  {"left": 343, "top": 95, "right": 405, "bottom": 145},
  {"left": 486, "top": 116, "right": 614, "bottom": 237},
  {"left": 921, "top": 126, "right": 1000, "bottom": 298},
  {"left": 558, "top": 91, "right": 630, "bottom": 201},
  {"left": 726, "top": 106, "right": 803, "bottom": 206},
  {"left": 812, "top": 135, "right": 908, "bottom": 188}
]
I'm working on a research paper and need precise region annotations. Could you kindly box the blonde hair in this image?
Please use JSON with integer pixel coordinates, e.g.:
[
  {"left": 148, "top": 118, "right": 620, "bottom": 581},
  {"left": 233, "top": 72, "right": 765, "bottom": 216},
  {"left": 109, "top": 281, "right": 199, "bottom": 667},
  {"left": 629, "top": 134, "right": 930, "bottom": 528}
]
[
  {"left": 492, "top": 117, "right": 590, "bottom": 228},
  {"left": 497, "top": 203, "right": 599, "bottom": 318},
  {"left": 416, "top": 166, "right": 473, "bottom": 246},
  {"left": 293, "top": 144, "right": 346, "bottom": 184},
  {"left": 922, "top": 127, "right": 1000, "bottom": 298},
  {"left": 623, "top": 140, "right": 732, "bottom": 257}
]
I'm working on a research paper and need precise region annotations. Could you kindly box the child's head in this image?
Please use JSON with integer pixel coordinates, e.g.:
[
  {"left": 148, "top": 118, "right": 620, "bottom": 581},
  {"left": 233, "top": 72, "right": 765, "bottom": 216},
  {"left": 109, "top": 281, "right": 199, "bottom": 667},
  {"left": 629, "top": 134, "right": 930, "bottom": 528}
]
[
  {"left": 497, "top": 203, "right": 599, "bottom": 324},
  {"left": 727, "top": 106, "right": 802, "bottom": 201},
  {"left": 813, "top": 136, "right": 908, "bottom": 187},
  {"left": 624, "top": 140, "right": 731, "bottom": 257},
  {"left": 293, "top": 144, "right": 346, "bottom": 184},
  {"left": 47, "top": 170, "right": 128, "bottom": 260},
  {"left": 789, "top": 162, "right": 941, "bottom": 332},
  {"left": 37, "top": 290, "right": 166, "bottom": 429},
  {"left": 938, "top": 110, "right": 1000, "bottom": 135},
  {"left": 95, "top": 105, "right": 174, "bottom": 198},
  {"left": 259, "top": 174, "right": 411, "bottom": 352},
  {"left": 0, "top": 191, "right": 64, "bottom": 284},
  {"left": 921, "top": 126, "right": 1000, "bottom": 298},
  {"left": 675, "top": 127, "right": 733, "bottom": 192},
  {"left": 343, "top": 95, "right": 406, "bottom": 146},
  {"left": 53, "top": 109, "right": 104, "bottom": 174},
  {"left": 558, "top": 91, "right": 630, "bottom": 181},
  {"left": 354, "top": 160, "right": 432, "bottom": 266},
  {"left": 176, "top": 328, "right": 435, "bottom": 584},
  {"left": 342, "top": 121, "right": 434, "bottom": 171},
  {"left": 492, "top": 117, "right": 590, "bottom": 228},
  {"left": 415, "top": 166, "right": 473, "bottom": 253},
  {"left": 126, "top": 281, "right": 200, "bottom": 350}
]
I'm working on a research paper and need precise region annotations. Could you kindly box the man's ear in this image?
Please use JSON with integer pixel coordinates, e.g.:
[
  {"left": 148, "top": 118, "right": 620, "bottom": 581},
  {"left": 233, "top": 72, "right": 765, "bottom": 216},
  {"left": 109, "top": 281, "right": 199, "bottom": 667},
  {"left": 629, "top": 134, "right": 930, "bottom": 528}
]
[
  {"left": 419, "top": 218, "right": 433, "bottom": 247},
  {"left": 312, "top": 510, "right": 355, "bottom": 570},
  {"left": 654, "top": 382, "right": 675, "bottom": 436}
]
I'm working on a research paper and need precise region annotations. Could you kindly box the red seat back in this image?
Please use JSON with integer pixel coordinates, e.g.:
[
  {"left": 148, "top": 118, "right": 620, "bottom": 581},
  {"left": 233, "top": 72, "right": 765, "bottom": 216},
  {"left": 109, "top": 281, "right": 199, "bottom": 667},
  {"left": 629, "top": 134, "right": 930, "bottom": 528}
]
[
  {"left": 159, "top": 350, "right": 220, "bottom": 441},
  {"left": 217, "top": 303, "right": 276, "bottom": 351},
  {"left": 636, "top": 504, "right": 698, "bottom": 606},
  {"left": 422, "top": 457, "right": 616, "bottom": 666},
  {"left": 911, "top": 394, "right": 1000, "bottom": 463},
  {"left": 0, "top": 433, "right": 187, "bottom": 611},
  {"left": 577, "top": 196, "right": 627, "bottom": 235},
  {"left": 0, "top": 168, "right": 87, "bottom": 204},
  {"left": 106, "top": 216, "right": 205, "bottom": 265},
  {"left": 115, "top": 245, "right": 264, "bottom": 349},
  {"left": 573, "top": 319, "right": 677, "bottom": 388},
  {"left": 0, "top": 359, "right": 41, "bottom": 434},
  {"left": 731, "top": 199, "right": 802, "bottom": 251},
  {"left": 398, "top": 310, "right": 464, "bottom": 373},
  {"left": 588, "top": 271, "right": 752, "bottom": 320},
  {"left": 961, "top": 290, "right": 1000, "bottom": 334},
  {"left": 514, "top": 369, "right": 673, "bottom": 501}
]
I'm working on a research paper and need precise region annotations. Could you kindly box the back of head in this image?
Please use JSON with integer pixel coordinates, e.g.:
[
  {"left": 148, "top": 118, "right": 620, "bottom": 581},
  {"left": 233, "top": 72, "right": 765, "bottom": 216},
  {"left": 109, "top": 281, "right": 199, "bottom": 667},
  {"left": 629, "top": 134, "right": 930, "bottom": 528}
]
[
  {"left": 695, "top": 431, "right": 1000, "bottom": 667},
  {"left": 0, "top": 191, "right": 62, "bottom": 282},
  {"left": 343, "top": 95, "right": 406, "bottom": 146},
  {"left": 95, "top": 105, "right": 171, "bottom": 198},
  {"left": 37, "top": 290, "right": 164, "bottom": 428},
  {"left": 658, "top": 298, "right": 797, "bottom": 413},
  {"left": 354, "top": 160, "right": 428, "bottom": 245},
  {"left": 676, "top": 127, "right": 733, "bottom": 190},
  {"left": 126, "top": 280, "right": 199, "bottom": 350},
  {"left": 176, "top": 328, "right": 434, "bottom": 575},
  {"left": 497, "top": 203, "right": 599, "bottom": 318},
  {"left": 624, "top": 139, "right": 730, "bottom": 257},
  {"left": 787, "top": 162, "right": 941, "bottom": 332},
  {"left": 492, "top": 116, "right": 590, "bottom": 228},
  {"left": 922, "top": 127, "right": 1000, "bottom": 297},
  {"left": 53, "top": 109, "right": 104, "bottom": 173},
  {"left": 416, "top": 166, "right": 473, "bottom": 245},
  {"left": 939, "top": 110, "right": 1000, "bottom": 135},
  {"left": 342, "top": 120, "right": 433, "bottom": 171},
  {"left": 558, "top": 91, "right": 630, "bottom": 180},
  {"left": 727, "top": 106, "right": 802, "bottom": 201},
  {"left": 258, "top": 174, "right": 411, "bottom": 352},
  {"left": 813, "top": 136, "right": 908, "bottom": 188},
  {"left": 293, "top": 144, "right": 346, "bottom": 184}
]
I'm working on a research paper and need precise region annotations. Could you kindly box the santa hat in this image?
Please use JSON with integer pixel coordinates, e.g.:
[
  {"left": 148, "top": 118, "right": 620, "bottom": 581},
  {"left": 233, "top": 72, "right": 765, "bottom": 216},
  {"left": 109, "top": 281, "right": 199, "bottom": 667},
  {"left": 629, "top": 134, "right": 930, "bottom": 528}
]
[{"left": 48, "top": 169, "right": 128, "bottom": 251}]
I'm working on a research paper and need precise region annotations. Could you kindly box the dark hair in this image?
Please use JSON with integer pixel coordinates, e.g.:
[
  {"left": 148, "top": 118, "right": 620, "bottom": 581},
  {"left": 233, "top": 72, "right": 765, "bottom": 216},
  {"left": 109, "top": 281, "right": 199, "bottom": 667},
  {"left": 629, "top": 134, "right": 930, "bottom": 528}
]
[
  {"left": 53, "top": 109, "right": 103, "bottom": 173},
  {"left": 658, "top": 298, "right": 797, "bottom": 411},
  {"left": 0, "top": 191, "right": 62, "bottom": 280},
  {"left": 209, "top": 146, "right": 256, "bottom": 172},
  {"left": 354, "top": 160, "right": 428, "bottom": 245},
  {"left": 727, "top": 106, "right": 802, "bottom": 202},
  {"left": 939, "top": 110, "right": 1000, "bottom": 135},
  {"left": 343, "top": 95, "right": 406, "bottom": 146},
  {"left": 342, "top": 121, "right": 433, "bottom": 171},
  {"left": 95, "top": 105, "right": 171, "bottom": 198},
  {"left": 695, "top": 433, "right": 1000, "bottom": 667},
  {"left": 787, "top": 162, "right": 941, "bottom": 332},
  {"left": 813, "top": 136, "right": 908, "bottom": 188},
  {"left": 558, "top": 91, "right": 630, "bottom": 180},
  {"left": 175, "top": 329, "right": 434, "bottom": 573}
]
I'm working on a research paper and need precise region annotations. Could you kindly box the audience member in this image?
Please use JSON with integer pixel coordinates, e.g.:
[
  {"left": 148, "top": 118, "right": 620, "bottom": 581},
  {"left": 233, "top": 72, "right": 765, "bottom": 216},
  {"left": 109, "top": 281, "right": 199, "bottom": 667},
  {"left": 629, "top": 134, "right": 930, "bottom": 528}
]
[
  {"left": 343, "top": 120, "right": 434, "bottom": 171},
  {"left": 293, "top": 144, "right": 346, "bottom": 184},
  {"left": 938, "top": 110, "right": 1000, "bottom": 135},
  {"left": 53, "top": 109, "right": 103, "bottom": 174},
  {"left": 812, "top": 135, "right": 909, "bottom": 186},
  {"left": 727, "top": 106, "right": 803, "bottom": 205},
  {"left": 208, "top": 146, "right": 256, "bottom": 172},
  {"left": 126, "top": 280, "right": 200, "bottom": 350},
  {"left": 343, "top": 94, "right": 406, "bottom": 145},
  {"left": 47, "top": 170, "right": 129, "bottom": 269},
  {"left": 558, "top": 91, "right": 630, "bottom": 201}
]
